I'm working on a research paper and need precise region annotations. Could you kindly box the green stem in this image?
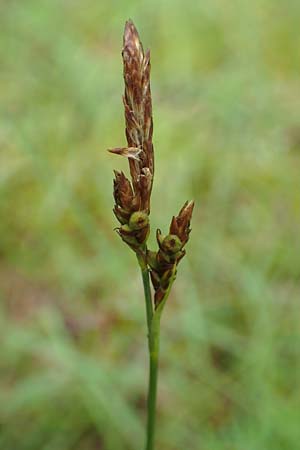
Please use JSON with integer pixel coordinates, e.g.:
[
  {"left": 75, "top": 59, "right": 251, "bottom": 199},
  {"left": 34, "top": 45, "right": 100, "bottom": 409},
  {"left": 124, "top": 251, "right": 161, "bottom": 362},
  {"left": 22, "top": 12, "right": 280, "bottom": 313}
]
[
  {"left": 138, "top": 253, "right": 177, "bottom": 450},
  {"left": 140, "top": 266, "right": 153, "bottom": 333},
  {"left": 137, "top": 252, "right": 157, "bottom": 450},
  {"left": 146, "top": 323, "right": 160, "bottom": 450}
]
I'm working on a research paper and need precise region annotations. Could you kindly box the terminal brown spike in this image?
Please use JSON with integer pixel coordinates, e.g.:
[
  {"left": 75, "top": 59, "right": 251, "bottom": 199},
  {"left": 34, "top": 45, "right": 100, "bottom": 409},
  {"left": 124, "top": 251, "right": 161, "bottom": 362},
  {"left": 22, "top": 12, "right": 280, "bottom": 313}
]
[{"left": 109, "top": 20, "right": 154, "bottom": 250}]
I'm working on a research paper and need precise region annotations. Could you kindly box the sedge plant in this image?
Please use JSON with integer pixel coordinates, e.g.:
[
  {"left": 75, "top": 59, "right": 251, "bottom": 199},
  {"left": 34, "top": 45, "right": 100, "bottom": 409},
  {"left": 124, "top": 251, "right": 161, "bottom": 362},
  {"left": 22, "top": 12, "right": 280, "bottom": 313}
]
[{"left": 108, "top": 20, "right": 194, "bottom": 450}]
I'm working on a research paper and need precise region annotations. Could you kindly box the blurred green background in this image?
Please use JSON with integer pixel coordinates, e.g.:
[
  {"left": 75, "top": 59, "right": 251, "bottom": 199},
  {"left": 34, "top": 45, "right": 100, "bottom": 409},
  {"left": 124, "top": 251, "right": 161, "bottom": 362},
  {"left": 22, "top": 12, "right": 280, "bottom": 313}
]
[{"left": 1, "top": 0, "right": 300, "bottom": 449}]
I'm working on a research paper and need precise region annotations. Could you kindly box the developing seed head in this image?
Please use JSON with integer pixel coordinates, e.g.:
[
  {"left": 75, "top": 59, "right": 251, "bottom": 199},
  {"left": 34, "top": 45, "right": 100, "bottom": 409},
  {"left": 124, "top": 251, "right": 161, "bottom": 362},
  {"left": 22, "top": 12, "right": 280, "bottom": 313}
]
[
  {"left": 150, "top": 202, "right": 194, "bottom": 307},
  {"left": 161, "top": 234, "right": 182, "bottom": 254},
  {"left": 129, "top": 211, "right": 149, "bottom": 230},
  {"left": 118, "top": 225, "right": 139, "bottom": 248}
]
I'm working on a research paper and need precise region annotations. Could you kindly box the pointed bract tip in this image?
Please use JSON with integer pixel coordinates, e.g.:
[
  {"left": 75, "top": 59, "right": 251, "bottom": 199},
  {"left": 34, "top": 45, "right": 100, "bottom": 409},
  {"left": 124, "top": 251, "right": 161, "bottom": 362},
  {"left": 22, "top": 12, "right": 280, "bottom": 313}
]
[
  {"left": 124, "top": 19, "right": 138, "bottom": 34},
  {"left": 123, "top": 19, "right": 141, "bottom": 47},
  {"left": 180, "top": 200, "right": 194, "bottom": 216},
  {"left": 108, "top": 146, "right": 142, "bottom": 161}
]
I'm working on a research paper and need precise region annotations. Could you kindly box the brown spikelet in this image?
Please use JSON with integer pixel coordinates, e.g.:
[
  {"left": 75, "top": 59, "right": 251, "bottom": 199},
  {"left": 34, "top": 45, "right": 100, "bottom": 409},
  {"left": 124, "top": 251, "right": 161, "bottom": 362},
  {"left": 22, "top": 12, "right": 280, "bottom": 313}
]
[
  {"left": 109, "top": 20, "right": 154, "bottom": 250},
  {"left": 113, "top": 171, "right": 134, "bottom": 212},
  {"left": 122, "top": 20, "right": 154, "bottom": 213}
]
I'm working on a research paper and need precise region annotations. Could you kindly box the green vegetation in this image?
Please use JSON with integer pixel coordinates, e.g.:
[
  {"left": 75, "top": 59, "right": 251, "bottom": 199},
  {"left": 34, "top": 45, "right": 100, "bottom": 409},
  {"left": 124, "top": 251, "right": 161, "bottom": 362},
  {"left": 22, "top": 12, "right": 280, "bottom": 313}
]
[{"left": 1, "top": 1, "right": 300, "bottom": 449}]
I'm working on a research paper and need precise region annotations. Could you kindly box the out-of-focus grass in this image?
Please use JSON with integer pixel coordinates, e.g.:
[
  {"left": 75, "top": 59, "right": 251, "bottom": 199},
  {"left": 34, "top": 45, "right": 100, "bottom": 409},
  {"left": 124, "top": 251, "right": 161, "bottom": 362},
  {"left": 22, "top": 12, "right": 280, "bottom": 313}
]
[{"left": 1, "top": 0, "right": 300, "bottom": 449}]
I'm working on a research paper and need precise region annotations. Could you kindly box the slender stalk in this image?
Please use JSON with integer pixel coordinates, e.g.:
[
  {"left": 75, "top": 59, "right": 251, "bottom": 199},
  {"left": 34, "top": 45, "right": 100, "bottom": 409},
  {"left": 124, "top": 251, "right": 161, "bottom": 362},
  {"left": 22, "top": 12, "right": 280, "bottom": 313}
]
[
  {"left": 146, "top": 324, "right": 160, "bottom": 450},
  {"left": 137, "top": 244, "right": 181, "bottom": 450},
  {"left": 137, "top": 252, "right": 158, "bottom": 450},
  {"left": 143, "top": 265, "right": 176, "bottom": 450},
  {"left": 140, "top": 266, "right": 153, "bottom": 333}
]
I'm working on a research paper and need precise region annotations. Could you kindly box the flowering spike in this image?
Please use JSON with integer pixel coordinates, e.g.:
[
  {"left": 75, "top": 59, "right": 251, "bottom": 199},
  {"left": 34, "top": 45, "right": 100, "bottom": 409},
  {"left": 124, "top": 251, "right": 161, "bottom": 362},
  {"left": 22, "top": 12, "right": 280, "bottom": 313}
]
[
  {"left": 122, "top": 20, "right": 154, "bottom": 213},
  {"left": 109, "top": 22, "right": 194, "bottom": 299},
  {"left": 109, "top": 20, "right": 154, "bottom": 251}
]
